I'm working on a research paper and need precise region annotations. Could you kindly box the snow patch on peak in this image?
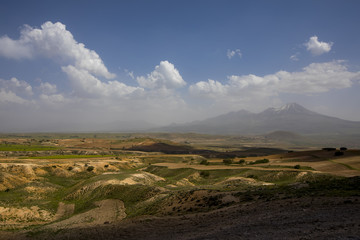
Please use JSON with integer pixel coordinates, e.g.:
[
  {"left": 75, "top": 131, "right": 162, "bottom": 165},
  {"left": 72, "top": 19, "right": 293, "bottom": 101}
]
[
  {"left": 260, "top": 103, "right": 316, "bottom": 116},
  {"left": 274, "top": 103, "right": 308, "bottom": 114}
]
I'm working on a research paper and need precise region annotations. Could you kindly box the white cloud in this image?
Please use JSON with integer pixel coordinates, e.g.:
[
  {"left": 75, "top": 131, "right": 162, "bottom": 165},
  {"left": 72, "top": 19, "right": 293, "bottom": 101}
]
[
  {"left": 290, "top": 52, "right": 299, "bottom": 61},
  {"left": 137, "top": 61, "right": 186, "bottom": 89},
  {"left": 38, "top": 82, "right": 57, "bottom": 95},
  {"left": 0, "top": 21, "right": 115, "bottom": 79},
  {"left": 62, "top": 65, "right": 143, "bottom": 98},
  {"left": 190, "top": 61, "right": 360, "bottom": 104},
  {"left": 0, "top": 89, "right": 28, "bottom": 104},
  {"left": 39, "top": 93, "right": 65, "bottom": 104},
  {"left": 0, "top": 36, "right": 33, "bottom": 59},
  {"left": 227, "top": 49, "right": 242, "bottom": 59},
  {"left": 276, "top": 61, "right": 355, "bottom": 93},
  {"left": 189, "top": 79, "right": 228, "bottom": 98},
  {"left": 305, "top": 36, "right": 333, "bottom": 56},
  {"left": 0, "top": 77, "right": 33, "bottom": 97},
  {"left": 125, "top": 69, "right": 135, "bottom": 79}
]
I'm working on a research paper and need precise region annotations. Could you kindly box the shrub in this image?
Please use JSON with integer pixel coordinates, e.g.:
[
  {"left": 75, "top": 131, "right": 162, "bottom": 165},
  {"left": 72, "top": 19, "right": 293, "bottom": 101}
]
[
  {"left": 200, "top": 159, "right": 209, "bottom": 165},
  {"left": 248, "top": 159, "right": 269, "bottom": 165},
  {"left": 87, "top": 166, "right": 95, "bottom": 172},
  {"left": 260, "top": 158, "right": 269, "bottom": 163},
  {"left": 104, "top": 164, "right": 109, "bottom": 168},
  {"left": 200, "top": 171, "right": 210, "bottom": 178},
  {"left": 294, "top": 165, "right": 301, "bottom": 169},
  {"left": 223, "top": 159, "right": 233, "bottom": 165},
  {"left": 238, "top": 159, "right": 245, "bottom": 164},
  {"left": 340, "top": 147, "right": 348, "bottom": 151},
  {"left": 67, "top": 166, "right": 73, "bottom": 171},
  {"left": 247, "top": 174, "right": 257, "bottom": 179}
]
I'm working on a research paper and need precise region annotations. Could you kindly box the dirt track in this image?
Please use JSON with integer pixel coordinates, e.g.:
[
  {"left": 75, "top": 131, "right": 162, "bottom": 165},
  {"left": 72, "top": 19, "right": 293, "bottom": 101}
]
[{"left": 153, "top": 162, "right": 310, "bottom": 172}]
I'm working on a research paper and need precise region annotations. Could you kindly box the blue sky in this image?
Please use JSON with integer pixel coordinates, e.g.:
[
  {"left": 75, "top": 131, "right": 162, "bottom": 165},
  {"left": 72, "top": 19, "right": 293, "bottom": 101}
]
[{"left": 0, "top": 0, "right": 360, "bottom": 131}]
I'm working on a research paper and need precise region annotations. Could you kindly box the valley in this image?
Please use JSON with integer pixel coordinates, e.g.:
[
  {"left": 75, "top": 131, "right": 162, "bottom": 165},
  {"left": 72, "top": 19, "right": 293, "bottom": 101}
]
[{"left": 0, "top": 133, "right": 359, "bottom": 239}]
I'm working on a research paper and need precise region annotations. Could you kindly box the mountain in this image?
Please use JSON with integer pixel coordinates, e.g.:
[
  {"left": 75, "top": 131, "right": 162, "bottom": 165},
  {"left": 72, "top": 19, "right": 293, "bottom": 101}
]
[{"left": 155, "top": 103, "right": 360, "bottom": 135}]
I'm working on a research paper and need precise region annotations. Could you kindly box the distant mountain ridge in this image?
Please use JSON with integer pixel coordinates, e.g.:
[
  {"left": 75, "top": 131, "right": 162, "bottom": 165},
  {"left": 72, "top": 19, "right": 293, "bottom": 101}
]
[{"left": 155, "top": 103, "right": 360, "bottom": 135}]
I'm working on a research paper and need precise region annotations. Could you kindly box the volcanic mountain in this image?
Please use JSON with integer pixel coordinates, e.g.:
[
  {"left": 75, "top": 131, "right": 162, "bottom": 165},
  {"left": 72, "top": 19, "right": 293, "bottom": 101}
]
[{"left": 156, "top": 103, "right": 360, "bottom": 135}]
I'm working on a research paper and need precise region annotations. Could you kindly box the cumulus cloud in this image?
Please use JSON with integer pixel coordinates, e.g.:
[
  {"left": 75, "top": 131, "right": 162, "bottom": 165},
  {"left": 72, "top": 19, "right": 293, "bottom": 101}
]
[
  {"left": 0, "top": 21, "right": 115, "bottom": 79},
  {"left": 62, "top": 65, "right": 143, "bottom": 98},
  {"left": 38, "top": 93, "right": 65, "bottom": 104},
  {"left": 305, "top": 36, "right": 333, "bottom": 56},
  {"left": 227, "top": 49, "right": 242, "bottom": 59},
  {"left": 189, "top": 79, "right": 227, "bottom": 98},
  {"left": 0, "top": 77, "right": 33, "bottom": 97},
  {"left": 0, "top": 89, "right": 28, "bottom": 104},
  {"left": 0, "top": 21, "right": 188, "bottom": 102},
  {"left": 38, "top": 82, "right": 57, "bottom": 95},
  {"left": 276, "top": 61, "right": 355, "bottom": 93},
  {"left": 137, "top": 61, "right": 186, "bottom": 89},
  {"left": 190, "top": 61, "right": 360, "bottom": 101},
  {"left": 0, "top": 36, "right": 33, "bottom": 59}
]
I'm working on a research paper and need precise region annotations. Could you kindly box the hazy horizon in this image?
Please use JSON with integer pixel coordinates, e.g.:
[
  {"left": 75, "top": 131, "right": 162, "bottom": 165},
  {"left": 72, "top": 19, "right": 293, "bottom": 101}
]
[{"left": 1, "top": 1, "right": 360, "bottom": 132}]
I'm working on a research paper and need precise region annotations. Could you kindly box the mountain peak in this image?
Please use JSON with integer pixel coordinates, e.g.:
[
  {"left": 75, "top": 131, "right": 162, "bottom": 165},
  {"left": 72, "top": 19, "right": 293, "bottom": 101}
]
[
  {"left": 275, "top": 103, "right": 308, "bottom": 113},
  {"left": 262, "top": 103, "right": 314, "bottom": 115}
]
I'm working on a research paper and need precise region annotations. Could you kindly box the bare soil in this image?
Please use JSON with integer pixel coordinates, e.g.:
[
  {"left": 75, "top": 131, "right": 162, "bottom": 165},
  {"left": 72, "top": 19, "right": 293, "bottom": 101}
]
[{"left": 46, "top": 199, "right": 126, "bottom": 230}]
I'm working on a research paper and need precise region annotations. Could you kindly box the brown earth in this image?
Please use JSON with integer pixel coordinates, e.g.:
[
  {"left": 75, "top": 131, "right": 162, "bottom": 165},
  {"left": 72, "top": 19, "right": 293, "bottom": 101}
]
[{"left": 46, "top": 199, "right": 126, "bottom": 230}]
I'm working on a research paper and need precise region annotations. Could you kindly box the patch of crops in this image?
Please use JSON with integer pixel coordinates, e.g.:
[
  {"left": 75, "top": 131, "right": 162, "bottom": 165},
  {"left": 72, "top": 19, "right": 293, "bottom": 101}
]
[
  {"left": 26, "top": 155, "right": 114, "bottom": 159},
  {"left": 0, "top": 144, "right": 59, "bottom": 151}
]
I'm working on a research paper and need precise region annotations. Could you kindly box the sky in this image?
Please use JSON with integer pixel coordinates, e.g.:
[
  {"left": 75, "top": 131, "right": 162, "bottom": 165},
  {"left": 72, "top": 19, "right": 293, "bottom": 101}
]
[{"left": 1, "top": 0, "right": 360, "bottom": 132}]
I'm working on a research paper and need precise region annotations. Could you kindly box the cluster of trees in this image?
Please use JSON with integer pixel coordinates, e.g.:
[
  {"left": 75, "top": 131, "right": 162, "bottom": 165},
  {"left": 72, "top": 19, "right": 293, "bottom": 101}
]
[
  {"left": 322, "top": 147, "right": 348, "bottom": 156},
  {"left": 222, "top": 158, "right": 269, "bottom": 165}
]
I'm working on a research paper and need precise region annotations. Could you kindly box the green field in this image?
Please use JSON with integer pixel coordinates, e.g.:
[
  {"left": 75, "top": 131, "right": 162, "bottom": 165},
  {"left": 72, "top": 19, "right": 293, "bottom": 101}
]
[
  {"left": 24, "top": 154, "right": 114, "bottom": 159},
  {"left": 0, "top": 144, "right": 59, "bottom": 151}
]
